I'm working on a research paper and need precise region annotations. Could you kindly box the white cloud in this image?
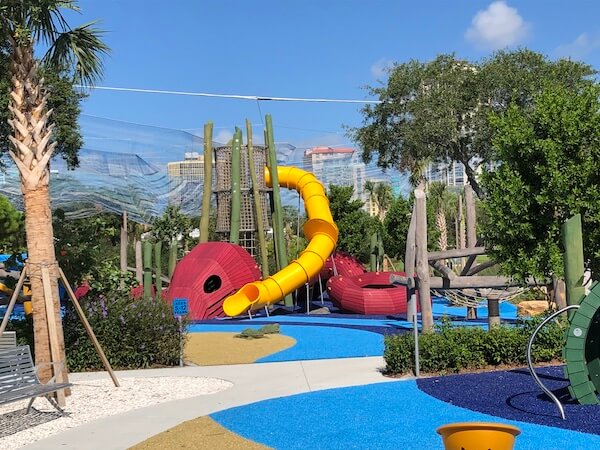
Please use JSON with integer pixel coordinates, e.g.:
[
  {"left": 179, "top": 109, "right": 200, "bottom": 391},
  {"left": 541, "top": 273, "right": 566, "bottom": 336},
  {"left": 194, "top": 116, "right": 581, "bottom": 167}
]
[
  {"left": 555, "top": 32, "right": 600, "bottom": 59},
  {"left": 213, "top": 129, "right": 233, "bottom": 145},
  {"left": 370, "top": 58, "right": 393, "bottom": 79},
  {"left": 465, "top": 1, "right": 530, "bottom": 50}
]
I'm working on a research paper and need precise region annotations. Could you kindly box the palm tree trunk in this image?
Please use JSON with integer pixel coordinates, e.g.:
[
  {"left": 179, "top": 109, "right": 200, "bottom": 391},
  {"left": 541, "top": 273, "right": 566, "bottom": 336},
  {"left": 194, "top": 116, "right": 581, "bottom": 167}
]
[
  {"left": 23, "top": 186, "right": 66, "bottom": 383},
  {"left": 8, "top": 41, "right": 66, "bottom": 383}
]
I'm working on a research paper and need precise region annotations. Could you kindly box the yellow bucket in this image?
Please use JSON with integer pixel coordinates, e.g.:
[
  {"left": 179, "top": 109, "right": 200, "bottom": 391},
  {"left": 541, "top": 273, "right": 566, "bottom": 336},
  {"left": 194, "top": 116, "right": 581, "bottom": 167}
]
[
  {"left": 23, "top": 301, "right": 33, "bottom": 315},
  {"left": 437, "top": 422, "right": 521, "bottom": 450}
]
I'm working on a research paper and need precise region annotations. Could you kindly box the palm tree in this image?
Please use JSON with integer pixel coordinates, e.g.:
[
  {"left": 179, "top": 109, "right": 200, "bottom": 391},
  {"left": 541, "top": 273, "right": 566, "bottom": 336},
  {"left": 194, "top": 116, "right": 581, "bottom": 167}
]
[
  {"left": 0, "top": 1, "right": 108, "bottom": 381},
  {"left": 364, "top": 180, "right": 392, "bottom": 221}
]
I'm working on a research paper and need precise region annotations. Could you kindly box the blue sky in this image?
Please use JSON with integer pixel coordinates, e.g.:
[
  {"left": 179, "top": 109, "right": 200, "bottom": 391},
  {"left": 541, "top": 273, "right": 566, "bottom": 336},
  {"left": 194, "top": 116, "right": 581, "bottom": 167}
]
[{"left": 68, "top": 0, "right": 600, "bottom": 153}]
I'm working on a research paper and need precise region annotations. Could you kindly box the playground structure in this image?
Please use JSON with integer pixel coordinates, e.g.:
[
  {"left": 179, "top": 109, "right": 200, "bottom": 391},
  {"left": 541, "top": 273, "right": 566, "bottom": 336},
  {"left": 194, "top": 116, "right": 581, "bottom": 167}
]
[
  {"left": 167, "top": 118, "right": 339, "bottom": 318},
  {"left": 327, "top": 271, "right": 410, "bottom": 315},
  {"left": 167, "top": 242, "right": 261, "bottom": 320},
  {"left": 222, "top": 166, "right": 338, "bottom": 316}
]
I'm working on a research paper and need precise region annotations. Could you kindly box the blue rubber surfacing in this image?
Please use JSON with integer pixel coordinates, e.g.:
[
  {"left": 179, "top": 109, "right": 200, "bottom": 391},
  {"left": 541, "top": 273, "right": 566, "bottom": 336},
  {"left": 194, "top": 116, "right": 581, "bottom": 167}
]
[
  {"left": 211, "top": 380, "right": 600, "bottom": 449},
  {"left": 187, "top": 324, "right": 384, "bottom": 361}
]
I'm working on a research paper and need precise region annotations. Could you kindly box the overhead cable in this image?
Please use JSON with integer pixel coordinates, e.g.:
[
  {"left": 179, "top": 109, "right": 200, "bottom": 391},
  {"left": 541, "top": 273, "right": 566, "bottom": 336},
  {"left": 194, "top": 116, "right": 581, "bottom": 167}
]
[{"left": 75, "top": 85, "right": 382, "bottom": 104}]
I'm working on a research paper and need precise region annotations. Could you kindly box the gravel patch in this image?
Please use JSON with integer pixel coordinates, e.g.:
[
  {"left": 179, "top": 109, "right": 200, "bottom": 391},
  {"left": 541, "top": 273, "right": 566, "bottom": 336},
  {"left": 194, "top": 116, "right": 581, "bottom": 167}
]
[{"left": 0, "top": 376, "right": 233, "bottom": 450}]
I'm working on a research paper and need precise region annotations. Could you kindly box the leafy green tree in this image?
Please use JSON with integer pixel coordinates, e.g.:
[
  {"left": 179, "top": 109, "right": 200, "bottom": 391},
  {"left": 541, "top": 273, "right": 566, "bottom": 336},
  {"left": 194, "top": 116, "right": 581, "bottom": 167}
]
[
  {"left": 282, "top": 204, "right": 306, "bottom": 238},
  {"left": 0, "top": 194, "right": 23, "bottom": 253},
  {"left": 351, "top": 50, "right": 595, "bottom": 198},
  {"left": 382, "top": 195, "right": 411, "bottom": 261},
  {"left": 151, "top": 205, "right": 193, "bottom": 244},
  {"left": 481, "top": 82, "right": 600, "bottom": 280},
  {"left": 327, "top": 185, "right": 380, "bottom": 262},
  {"left": 328, "top": 184, "right": 364, "bottom": 220},
  {"left": 53, "top": 210, "right": 121, "bottom": 285}
]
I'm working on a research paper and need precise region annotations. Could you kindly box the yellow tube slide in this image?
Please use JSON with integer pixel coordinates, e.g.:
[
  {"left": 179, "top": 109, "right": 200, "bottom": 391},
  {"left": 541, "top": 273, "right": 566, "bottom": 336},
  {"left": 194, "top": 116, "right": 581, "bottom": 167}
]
[{"left": 223, "top": 166, "right": 338, "bottom": 316}]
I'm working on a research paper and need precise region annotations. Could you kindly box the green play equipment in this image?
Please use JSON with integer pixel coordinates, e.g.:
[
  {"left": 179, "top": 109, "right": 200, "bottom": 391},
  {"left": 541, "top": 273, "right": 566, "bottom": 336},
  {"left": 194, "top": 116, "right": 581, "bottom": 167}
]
[
  {"left": 563, "top": 282, "right": 600, "bottom": 405},
  {"left": 528, "top": 214, "right": 600, "bottom": 419}
]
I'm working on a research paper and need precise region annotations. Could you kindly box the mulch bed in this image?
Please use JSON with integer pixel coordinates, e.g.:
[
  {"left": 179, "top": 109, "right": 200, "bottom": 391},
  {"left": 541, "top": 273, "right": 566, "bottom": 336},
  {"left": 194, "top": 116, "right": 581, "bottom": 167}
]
[{"left": 418, "top": 365, "right": 600, "bottom": 435}]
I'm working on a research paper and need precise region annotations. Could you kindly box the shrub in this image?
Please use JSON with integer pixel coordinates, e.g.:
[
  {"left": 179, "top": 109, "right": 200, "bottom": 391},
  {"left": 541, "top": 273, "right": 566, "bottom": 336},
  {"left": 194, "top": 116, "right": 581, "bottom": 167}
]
[
  {"left": 384, "top": 333, "right": 415, "bottom": 374},
  {"left": 384, "top": 314, "right": 566, "bottom": 376},
  {"left": 235, "top": 323, "right": 281, "bottom": 339},
  {"left": 6, "top": 315, "right": 33, "bottom": 347},
  {"left": 63, "top": 291, "right": 186, "bottom": 371}
]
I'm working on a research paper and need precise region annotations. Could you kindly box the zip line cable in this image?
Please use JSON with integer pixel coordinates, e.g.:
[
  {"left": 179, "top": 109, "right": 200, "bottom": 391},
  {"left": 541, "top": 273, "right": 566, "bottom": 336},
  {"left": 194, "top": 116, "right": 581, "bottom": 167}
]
[{"left": 75, "top": 85, "right": 383, "bottom": 104}]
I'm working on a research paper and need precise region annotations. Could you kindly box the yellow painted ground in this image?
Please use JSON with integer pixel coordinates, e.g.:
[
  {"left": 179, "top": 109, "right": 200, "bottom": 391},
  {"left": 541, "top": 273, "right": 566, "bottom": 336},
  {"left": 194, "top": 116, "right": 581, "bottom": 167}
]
[
  {"left": 129, "top": 416, "right": 271, "bottom": 450},
  {"left": 129, "top": 332, "right": 294, "bottom": 449},
  {"left": 184, "top": 332, "right": 296, "bottom": 365}
]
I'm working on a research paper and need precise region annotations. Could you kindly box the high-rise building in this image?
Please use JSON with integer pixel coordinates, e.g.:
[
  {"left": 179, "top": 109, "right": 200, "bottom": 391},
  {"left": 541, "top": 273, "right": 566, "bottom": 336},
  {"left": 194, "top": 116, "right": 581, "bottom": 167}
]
[
  {"left": 425, "top": 159, "right": 497, "bottom": 189},
  {"left": 167, "top": 152, "right": 213, "bottom": 210},
  {"left": 304, "top": 146, "right": 366, "bottom": 202},
  {"left": 425, "top": 161, "right": 467, "bottom": 187}
]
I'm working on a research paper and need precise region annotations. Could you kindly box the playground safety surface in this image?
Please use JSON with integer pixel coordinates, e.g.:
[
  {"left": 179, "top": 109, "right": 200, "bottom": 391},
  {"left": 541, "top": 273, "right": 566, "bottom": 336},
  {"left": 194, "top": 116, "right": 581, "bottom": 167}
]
[
  {"left": 182, "top": 303, "right": 600, "bottom": 449},
  {"left": 23, "top": 301, "right": 600, "bottom": 450}
]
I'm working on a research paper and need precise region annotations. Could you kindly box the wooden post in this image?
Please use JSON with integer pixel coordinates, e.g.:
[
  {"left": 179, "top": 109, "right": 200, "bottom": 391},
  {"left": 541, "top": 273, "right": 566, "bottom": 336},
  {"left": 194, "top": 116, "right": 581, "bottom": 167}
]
[
  {"left": 415, "top": 189, "right": 433, "bottom": 332},
  {"left": 464, "top": 185, "right": 477, "bottom": 248},
  {"left": 120, "top": 211, "right": 128, "bottom": 273},
  {"left": 229, "top": 127, "right": 242, "bottom": 244},
  {"left": 464, "top": 186, "right": 477, "bottom": 319},
  {"left": 154, "top": 241, "right": 162, "bottom": 299},
  {"left": 562, "top": 214, "right": 585, "bottom": 306},
  {"left": 265, "top": 115, "right": 292, "bottom": 307},
  {"left": 553, "top": 277, "right": 567, "bottom": 310},
  {"left": 405, "top": 206, "right": 417, "bottom": 322},
  {"left": 200, "top": 122, "right": 213, "bottom": 243},
  {"left": 135, "top": 240, "right": 143, "bottom": 283},
  {"left": 246, "top": 119, "right": 270, "bottom": 278},
  {"left": 370, "top": 232, "right": 378, "bottom": 272},
  {"left": 41, "top": 265, "right": 66, "bottom": 407},
  {"left": 488, "top": 298, "right": 501, "bottom": 328},
  {"left": 168, "top": 240, "right": 178, "bottom": 279},
  {"left": 143, "top": 241, "right": 153, "bottom": 299},
  {"left": 0, "top": 269, "right": 27, "bottom": 336},
  {"left": 58, "top": 268, "right": 120, "bottom": 387}
]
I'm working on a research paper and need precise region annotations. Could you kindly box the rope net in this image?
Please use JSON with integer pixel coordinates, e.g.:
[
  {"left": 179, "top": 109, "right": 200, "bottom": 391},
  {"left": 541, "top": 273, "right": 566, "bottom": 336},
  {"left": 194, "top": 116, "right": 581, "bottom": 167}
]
[{"left": 432, "top": 287, "right": 528, "bottom": 308}]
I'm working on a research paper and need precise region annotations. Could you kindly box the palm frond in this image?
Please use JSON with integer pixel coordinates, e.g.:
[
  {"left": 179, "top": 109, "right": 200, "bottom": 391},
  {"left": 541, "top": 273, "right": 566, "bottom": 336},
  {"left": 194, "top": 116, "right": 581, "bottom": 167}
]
[
  {"left": 42, "top": 21, "right": 109, "bottom": 86},
  {"left": 1, "top": 1, "right": 81, "bottom": 44},
  {"left": 25, "top": 0, "right": 76, "bottom": 44}
]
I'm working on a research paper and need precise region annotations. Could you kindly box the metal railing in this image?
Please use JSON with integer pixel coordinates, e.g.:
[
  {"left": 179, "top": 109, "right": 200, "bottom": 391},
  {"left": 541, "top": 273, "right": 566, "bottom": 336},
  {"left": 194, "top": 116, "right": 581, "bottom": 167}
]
[{"left": 526, "top": 304, "right": 580, "bottom": 420}]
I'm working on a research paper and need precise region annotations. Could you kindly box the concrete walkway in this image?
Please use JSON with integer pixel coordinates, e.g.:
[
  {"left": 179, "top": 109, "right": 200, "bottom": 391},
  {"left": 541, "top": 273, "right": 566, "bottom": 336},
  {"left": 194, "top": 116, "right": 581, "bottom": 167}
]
[{"left": 23, "top": 357, "right": 403, "bottom": 450}]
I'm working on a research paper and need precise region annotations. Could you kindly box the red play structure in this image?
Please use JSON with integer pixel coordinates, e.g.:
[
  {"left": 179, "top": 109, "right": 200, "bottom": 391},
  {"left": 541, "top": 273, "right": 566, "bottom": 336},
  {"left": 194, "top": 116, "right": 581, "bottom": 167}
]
[{"left": 167, "top": 242, "right": 260, "bottom": 320}]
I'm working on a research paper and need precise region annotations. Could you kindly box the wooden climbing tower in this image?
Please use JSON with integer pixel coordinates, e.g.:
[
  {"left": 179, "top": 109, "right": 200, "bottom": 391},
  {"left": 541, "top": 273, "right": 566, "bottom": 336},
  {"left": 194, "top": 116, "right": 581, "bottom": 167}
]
[{"left": 214, "top": 145, "right": 271, "bottom": 257}]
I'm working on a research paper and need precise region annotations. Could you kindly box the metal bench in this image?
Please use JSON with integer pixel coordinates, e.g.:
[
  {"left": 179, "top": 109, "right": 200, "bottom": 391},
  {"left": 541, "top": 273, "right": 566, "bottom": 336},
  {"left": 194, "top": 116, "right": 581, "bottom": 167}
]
[
  {"left": 0, "top": 331, "right": 17, "bottom": 349},
  {"left": 0, "top": 345, "right": 72, "bottom": 414}
]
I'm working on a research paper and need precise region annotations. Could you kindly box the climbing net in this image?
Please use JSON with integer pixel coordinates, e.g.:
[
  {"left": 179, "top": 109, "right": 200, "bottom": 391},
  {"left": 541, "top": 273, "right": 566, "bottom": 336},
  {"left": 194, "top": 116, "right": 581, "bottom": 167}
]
[{"left": 432, "top": 286, "right": 529, "bottom": 308}]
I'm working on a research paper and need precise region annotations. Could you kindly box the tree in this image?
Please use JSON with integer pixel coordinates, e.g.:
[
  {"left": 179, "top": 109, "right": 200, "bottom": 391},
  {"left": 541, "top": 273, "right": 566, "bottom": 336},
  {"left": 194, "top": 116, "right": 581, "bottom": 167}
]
[
  {"left": 327, "top": 185, "right": 380, "bottom": 262},
  {"left": 481, "top": 82, "right": 600, "bottom": 281},
  {"left": 53, "top": 211, "right": 121, "bottom": 285},
  {"left": 151, "top": 205, "right": 193, "bottom": 244},
  {"left": 0, "top": 194, "right": 23, "bottom": 253},
  {"left": 365, "top": 180, "right": 392, "bottom": 221},
  {"left": 1, "top": 54, "right": 84, "bottom": 169},
  {"left": 351, "top": 50, "right": 595, "bottom": 199},
  {"left": 0, "top": 1, "right": 109, "bottom": 378},
  {"left": 382, "top": 195, "right": 411, "bottom": 261}
]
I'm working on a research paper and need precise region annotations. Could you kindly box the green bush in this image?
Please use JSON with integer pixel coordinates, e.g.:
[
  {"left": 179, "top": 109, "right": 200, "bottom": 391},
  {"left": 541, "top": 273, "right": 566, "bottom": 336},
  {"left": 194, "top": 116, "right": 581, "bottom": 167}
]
[
  {"left": 235, "top": 323, "right": 281, "bottom": 339},
  {"left": 384, "top": 315, "right": 566, "bottom": 376},
  {"left": 63, "top": 292, "right": 186, "bottom": 371},
  {"left": 6, "top": 315, "right": 33, "bottom": 347}
]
